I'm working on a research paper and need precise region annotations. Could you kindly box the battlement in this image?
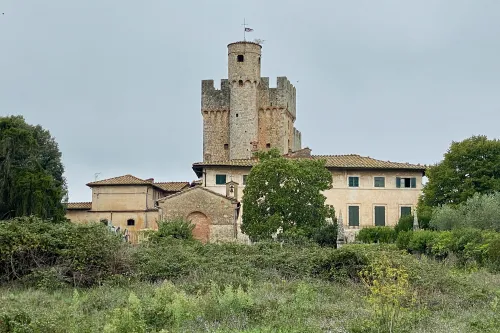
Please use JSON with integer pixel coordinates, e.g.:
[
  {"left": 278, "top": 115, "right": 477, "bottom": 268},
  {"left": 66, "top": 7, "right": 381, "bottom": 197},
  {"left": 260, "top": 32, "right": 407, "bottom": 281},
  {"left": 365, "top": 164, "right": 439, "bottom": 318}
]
[
  {"left": 201, "top": 79, "right": 230, "bottom": 111},
  {"left": 258, "top": 77, "right": 297, "bottom": 119}
]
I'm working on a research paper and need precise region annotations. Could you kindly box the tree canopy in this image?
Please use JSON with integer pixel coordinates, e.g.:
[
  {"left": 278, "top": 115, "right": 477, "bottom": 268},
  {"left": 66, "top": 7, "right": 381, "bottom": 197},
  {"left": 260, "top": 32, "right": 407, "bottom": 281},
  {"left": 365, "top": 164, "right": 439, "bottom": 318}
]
[
  {"left": 0, "top": 116, "right": 67, "bottom": 220},
  {"left": 421, "top": 135, "right": 500, "bottom": 207},
  {"left": 241, "top": 149, "right": 333, "bottom": 241}
]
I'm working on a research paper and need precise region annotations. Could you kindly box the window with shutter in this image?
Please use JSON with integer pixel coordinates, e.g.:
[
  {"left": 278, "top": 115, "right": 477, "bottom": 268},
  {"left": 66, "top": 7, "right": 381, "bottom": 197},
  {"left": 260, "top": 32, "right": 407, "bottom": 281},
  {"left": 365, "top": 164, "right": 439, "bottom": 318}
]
[
  {"left": 375, "top": 206, "right": 385, "bottom": 226},
  {"left": 349, "top": 206, "right": 360, "bottom": 226},
  {"left": 374, "top": 177, "right": 385, "bottom": 188},
  {"left": 401, "top": 206, "right": 412, "bottom": 217},
  {"left": 397, "top": 177, "right": 417, "bottom": 188},
  {"left": 215, "top": 174, "right": 227, "bottom": 185},
  {"left": 348, "top": 176, "right": 359, "bottom": 187}
]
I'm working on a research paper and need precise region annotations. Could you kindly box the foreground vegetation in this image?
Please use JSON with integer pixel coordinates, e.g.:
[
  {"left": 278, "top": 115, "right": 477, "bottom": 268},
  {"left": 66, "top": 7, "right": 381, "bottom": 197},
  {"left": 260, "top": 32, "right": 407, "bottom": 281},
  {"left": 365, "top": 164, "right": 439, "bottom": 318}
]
[{"left": 1, "top": 218, "right": 500, "bottom": 332}]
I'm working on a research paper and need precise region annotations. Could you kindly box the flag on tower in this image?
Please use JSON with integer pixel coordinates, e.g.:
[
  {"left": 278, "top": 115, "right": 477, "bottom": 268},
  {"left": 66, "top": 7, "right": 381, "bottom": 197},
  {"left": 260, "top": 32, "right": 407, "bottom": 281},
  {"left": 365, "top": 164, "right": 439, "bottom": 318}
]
[{"left": 244, "top": 27, "right": 254, "bottom": 32}]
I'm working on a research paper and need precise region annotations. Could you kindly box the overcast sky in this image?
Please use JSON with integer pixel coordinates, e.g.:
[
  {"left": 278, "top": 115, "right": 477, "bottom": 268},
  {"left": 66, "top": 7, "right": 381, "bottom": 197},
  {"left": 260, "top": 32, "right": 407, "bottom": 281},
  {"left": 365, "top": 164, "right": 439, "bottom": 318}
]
[{"left": 1, "top": 0, "right": 499, "bottom": 202}]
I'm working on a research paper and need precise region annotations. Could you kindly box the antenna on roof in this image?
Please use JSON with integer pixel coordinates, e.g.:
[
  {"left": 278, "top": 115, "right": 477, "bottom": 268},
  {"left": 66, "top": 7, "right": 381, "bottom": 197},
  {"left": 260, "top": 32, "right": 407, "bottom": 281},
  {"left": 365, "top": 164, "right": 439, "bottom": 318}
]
[{"left": 94, "top": 172, "right": 101, "bottom": 181}]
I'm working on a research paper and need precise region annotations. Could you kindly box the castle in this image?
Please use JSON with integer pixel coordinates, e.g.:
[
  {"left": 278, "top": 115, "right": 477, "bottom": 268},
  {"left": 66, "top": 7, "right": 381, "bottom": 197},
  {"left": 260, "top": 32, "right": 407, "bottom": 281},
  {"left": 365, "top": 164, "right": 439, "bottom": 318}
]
[
  {"left": 202, "top": 41, "right": 301, "bottom": 162},
  {"left": 66, "top": 41, "right": 426, "bottom": 243}
]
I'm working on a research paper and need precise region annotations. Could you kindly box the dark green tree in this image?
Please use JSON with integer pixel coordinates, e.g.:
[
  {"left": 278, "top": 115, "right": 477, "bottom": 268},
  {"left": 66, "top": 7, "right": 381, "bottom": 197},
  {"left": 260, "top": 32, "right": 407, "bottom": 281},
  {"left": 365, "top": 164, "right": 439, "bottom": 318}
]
[
  {"left": 241, "top": 148, "right": 333, "bottom": 241},
  {"left": 0, "top": 116, "right": 67, "bottom": 220},
  {"left": 422, "top": 135, "right": 500, "bottom": 207}
]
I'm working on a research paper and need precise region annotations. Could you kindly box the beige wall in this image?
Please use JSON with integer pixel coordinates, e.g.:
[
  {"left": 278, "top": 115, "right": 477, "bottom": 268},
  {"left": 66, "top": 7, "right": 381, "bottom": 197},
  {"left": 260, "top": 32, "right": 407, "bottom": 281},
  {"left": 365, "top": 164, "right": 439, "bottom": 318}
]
[
  {"left": 325, "top": 170, "right": 422, "bottom": 228},
  {"left": 66, "top": 210, "right": 160, "bottom": 230},
  {"left": 202, "top": 166, "right": 423, "bottom": 229},
  {"left": 91, "top": 185, "right": 161, "bottom": 211}
]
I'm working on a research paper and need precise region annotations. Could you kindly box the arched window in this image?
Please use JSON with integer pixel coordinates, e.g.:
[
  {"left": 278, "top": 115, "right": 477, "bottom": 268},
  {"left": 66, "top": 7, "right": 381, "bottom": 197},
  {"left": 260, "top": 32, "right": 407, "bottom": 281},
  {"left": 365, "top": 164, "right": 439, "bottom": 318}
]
[
  {"left": 237, "top": 55, "right": 244, "bottom": 62},
  {"left": 238, "top": 80, "right": 243, "bottom": 87},
  {"left": 127, "top": 219, "right": 135, "bottom": 226}
]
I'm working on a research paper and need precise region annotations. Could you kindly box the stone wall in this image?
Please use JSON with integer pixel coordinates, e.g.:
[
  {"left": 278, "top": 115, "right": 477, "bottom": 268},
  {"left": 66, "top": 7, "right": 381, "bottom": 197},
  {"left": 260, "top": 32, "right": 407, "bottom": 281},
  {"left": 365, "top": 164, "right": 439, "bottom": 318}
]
[
  {"left": 201, "top": 42, "right": 302, "bottom": 162},
  {"left": 201, "top": 80, "right": 230, "bottom": 162},
  {"left": 157, "top": 187, "right": 241, "bottom": 243}
]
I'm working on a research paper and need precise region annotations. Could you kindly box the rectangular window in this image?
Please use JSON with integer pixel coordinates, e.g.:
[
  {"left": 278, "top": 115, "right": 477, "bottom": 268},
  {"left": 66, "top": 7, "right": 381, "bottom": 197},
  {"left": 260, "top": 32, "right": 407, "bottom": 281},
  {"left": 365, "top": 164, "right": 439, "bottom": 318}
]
[
  {"left": 242, "top": 175, "right": 248, "bottom": 185},
  {"left": 401, "top": 206, "right": 412, "bottom": 217},
  {"left": 396, "top": 177, "right": 417, "bottom": 188},
  {"left": 348, "top": 206, "right": 360, "bottom": 227},
  {"left": 374, "top": 206, "right": 386, "bottom": 226},
  {"left": 374, "top": 177, "right": 385, "bottom": 188},
  {"left": 348, "top": 176, "right": 359, "bottom": 187},
  {"left": 215, "top": 174, "right": 227, "bottom": 185}
]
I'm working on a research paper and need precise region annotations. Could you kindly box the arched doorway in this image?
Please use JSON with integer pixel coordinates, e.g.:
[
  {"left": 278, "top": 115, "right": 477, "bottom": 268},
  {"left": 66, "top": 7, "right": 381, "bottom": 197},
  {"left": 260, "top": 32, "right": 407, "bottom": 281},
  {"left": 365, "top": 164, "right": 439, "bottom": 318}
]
[{"left": 186, "top": 211, "right": 210, "bottom": 243}]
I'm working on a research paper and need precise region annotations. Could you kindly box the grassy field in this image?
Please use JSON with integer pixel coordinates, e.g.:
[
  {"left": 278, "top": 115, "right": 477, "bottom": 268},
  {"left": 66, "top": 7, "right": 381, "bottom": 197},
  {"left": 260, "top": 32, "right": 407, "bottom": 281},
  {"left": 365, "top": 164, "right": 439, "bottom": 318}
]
[{"left": 1, "top": 239, "right": 500, "bottom": 333}]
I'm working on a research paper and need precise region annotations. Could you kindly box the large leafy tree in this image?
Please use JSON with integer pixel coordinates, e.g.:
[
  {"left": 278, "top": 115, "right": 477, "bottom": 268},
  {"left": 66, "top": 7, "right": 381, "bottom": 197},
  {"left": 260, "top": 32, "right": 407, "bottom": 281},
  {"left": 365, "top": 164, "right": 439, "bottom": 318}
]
[
  {"left": 421, "top": 135, "right": 500, "bottom": 207},
  {"left": 0, "top": 116, "right": 67, "bottom": 220},
  {"left": 241, "top": 149, "right": 333, "bottom": 241}
]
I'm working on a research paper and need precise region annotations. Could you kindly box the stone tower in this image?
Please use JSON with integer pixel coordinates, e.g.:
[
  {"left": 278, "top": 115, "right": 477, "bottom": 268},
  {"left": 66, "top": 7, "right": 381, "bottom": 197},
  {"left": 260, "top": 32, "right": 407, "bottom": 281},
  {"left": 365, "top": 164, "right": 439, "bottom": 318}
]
[{"left": 201, "top": 41, "right": 302, "bottom": 162}]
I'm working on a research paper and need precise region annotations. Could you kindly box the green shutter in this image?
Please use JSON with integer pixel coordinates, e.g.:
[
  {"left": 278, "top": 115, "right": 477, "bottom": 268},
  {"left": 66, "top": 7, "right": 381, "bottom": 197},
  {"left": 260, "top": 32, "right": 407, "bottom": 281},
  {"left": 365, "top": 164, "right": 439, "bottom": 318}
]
[
  {"left": 349, "top": 177, "right": 359, "bottom": 187},
  {"left": 349, "top": 206, "right": 359, "bottom": 226},
  {"left": 410, "top": 177, "right": 417, "bottom": 188},
  {"left": 375, "top": 206, "right": 385, "bottom": 226},
  {"left": 401, "top": 207, "right": 412, "bottom": 217},
  {"left": 396, "top": 177, "right": 401, "bottom": 188},
  {"left": 216, "top": 174, "right": 226, "bottom": 185}
]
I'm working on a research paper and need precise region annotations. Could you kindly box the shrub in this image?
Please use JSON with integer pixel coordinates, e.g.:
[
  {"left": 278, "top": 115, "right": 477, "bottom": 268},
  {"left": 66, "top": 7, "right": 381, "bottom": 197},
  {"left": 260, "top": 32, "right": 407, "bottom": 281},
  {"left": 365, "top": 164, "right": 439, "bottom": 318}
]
[
  {"left": 0, "top": 216, "right": 130, "bottom": 287},
  {"left": 357, "top": 227, "right": 397, "bottom": 244},
  {"left": 408, "top": 230, "right": 437, "bottom": 255},
  {"left": 149, "top": 218, "right": 195, "bottom": 242},
  {"left": 312, "top": 222, "right": 338, "bottom": 247},
  {"left": 430, "top": 192, "right": 500, "bottom": 231},
  {"left": 394, "top": 215, "right": 414, "bottom": 234},
  {"left": 395, "top": 231, "right": 413, "bottom": 251}
]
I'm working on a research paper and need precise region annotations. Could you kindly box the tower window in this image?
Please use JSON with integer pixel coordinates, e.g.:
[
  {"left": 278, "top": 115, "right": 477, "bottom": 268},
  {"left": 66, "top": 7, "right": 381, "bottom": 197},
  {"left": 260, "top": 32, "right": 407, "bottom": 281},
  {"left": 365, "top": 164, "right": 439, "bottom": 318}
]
[
  {"left": 238, "top": 80, "right": 243, "bottom": 86},
  {"left": 237, "top": 55, "right": 244, "bottom": 62},
  {"left": 236, "top": 113, "right": 239, "bottom": 117},
  {"left": 266, "top": 143, "right": 271, "bottom": 148},
  {"left": 258, "top": 57, "right": 261, "bottom": 64},
  {"left": 127, "top": 219, "right": 135, "bottom": 226},
  {"left": 224, "top": 144, "right": 229, "bottom": 150}
]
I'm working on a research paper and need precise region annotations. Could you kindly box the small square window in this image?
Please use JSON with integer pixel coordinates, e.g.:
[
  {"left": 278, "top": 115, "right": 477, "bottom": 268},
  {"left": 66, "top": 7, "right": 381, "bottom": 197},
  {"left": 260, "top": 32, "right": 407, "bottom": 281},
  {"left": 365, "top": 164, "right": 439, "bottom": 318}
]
[
  {"left": 238, "top": 80, "right": 243, "bottom": 86},
  {"left": 401, "top": 206, "right": 412, "bottom": 217},
  {"left": 348, "top": 176, "right": 359, "bottom": 187},
  {"left": 374, "top": 177, "right": 385, "bottom": 188},
  {"left": 266, "top": 143, "right": 271, "bottom": 148},
  {"left": 127, "top": 219, "right": 135, "bottom": 226},
  {"left": 215, "top": 174, "right": 227, "bottom": 185},
  {"left": 224, "top": 144, "right": 229, "bottom": 150},
  {"left": 237, "top": 55, "right": 244, "bottom": 62}
]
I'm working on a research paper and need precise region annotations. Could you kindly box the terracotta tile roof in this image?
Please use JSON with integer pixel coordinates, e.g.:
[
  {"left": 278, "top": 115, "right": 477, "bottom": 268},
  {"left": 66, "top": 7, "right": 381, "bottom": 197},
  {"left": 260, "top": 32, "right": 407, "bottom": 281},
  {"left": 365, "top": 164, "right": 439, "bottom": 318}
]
[
  {"left": 66, "top": 202, "right": 92, "bottom": 210},
  {"left": 192, "top": 154, "right": 426, "bottom": 177},
  {"left": 86, "top": 174, "right": 152, "bottom": 187},
  {"left": 154, "top": 182, "right": 190, "bottom": 192}
]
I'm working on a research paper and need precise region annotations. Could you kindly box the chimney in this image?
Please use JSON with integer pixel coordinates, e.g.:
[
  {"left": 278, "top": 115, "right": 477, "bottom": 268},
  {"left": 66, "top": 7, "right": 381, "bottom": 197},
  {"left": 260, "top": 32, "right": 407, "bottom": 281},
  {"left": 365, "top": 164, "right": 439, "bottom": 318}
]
[{"left": 145, "top": 178, "right": 154, "bottom": 183}]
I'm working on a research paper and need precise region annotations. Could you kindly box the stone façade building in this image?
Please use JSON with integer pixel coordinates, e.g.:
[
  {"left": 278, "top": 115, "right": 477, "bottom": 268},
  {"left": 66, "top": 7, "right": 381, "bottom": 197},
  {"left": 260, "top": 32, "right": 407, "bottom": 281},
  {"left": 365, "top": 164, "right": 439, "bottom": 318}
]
[
  {"left": 202, "top": 41, "right": 301, "bottom": 162},
  {"left": 66, "top": 40, "right": 426, "bottom": 244}
]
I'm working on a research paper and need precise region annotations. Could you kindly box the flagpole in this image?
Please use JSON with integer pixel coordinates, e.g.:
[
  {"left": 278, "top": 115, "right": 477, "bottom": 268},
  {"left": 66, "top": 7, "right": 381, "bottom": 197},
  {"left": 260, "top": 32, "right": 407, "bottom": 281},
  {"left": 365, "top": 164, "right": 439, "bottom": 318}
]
[{"left": 243, "top": 18, "right": 246, "bottom": 41}]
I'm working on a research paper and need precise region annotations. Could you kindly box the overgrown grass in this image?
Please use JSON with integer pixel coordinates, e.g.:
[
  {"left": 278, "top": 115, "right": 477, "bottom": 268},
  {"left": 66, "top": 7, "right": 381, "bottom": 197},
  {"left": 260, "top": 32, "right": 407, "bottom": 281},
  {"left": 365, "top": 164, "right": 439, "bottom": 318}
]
[{"left": 1, "top": 237, "right": 500, "bottom": 332}]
